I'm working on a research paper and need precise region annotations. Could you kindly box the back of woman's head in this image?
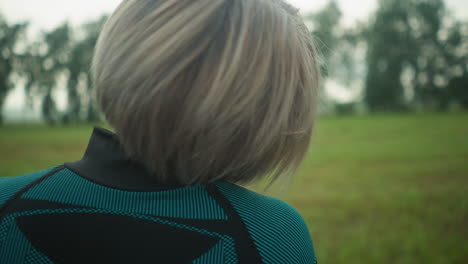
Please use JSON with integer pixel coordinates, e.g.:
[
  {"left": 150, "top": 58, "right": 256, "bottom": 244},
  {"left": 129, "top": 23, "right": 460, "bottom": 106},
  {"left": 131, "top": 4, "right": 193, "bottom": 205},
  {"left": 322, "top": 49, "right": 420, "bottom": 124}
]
[{"left": 92, "top": 0, "right": 320, "bottom": 185}]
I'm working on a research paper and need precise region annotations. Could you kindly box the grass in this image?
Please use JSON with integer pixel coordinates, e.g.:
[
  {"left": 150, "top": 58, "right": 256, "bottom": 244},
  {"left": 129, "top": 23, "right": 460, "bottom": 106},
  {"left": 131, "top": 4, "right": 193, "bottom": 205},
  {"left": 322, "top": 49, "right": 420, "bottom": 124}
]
[{"left": 1, "top": 113, "right": 467, "bottom": 263}]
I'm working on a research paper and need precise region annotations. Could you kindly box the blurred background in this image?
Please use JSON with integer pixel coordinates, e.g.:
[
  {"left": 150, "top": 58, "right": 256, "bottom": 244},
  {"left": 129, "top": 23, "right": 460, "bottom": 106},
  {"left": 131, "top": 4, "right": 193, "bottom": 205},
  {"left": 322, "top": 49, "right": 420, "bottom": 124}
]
[{"left": 0, "top": 0, "right": 467, "bottom": 263}]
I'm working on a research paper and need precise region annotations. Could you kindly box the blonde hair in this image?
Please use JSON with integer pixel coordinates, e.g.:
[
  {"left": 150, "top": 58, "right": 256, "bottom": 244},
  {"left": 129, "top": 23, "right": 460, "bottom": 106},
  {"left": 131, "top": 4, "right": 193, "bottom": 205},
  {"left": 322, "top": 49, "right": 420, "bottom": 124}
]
[{"left": 92, "top": 0, "right": 320, "bottom": 185}]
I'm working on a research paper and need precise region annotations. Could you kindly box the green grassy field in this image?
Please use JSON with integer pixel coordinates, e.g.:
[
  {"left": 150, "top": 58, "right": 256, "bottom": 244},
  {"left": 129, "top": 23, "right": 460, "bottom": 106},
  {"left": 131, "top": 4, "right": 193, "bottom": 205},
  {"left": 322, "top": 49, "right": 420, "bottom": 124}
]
[{"left": 1, "top": 113, "right": 467, "bottom": 263}]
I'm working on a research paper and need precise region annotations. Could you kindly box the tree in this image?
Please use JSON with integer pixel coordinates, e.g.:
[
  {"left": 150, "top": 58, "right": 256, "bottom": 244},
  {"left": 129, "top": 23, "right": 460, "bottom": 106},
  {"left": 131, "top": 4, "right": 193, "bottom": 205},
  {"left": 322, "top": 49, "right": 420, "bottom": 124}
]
[
  {"left": 306, "top": 1, "right": 364, "bottom": 114},
  {"left": 306, "top": 1, "right": 342, "bottom": 78},
  {"left": 449, "top": 74, "right": 468, "bottom": 108},
  {"left": 21, "top": 23, "right": 72, "bottom": 124},
  {"left": 63, "top": 16, "right": 107, "bottom": 123},
  {"left": 20, "top": 16, "right": 107, "bottom": 124},
  {"left": 364, "top": 0, "right": 468, "bottom": 111},
  {"left": 432, "top": 20, "right": 468, "bottom": 110},
  {"left": 446, "top": 23, "right": 468, "bottom": 109},
  {"left": 0, "top": 16, "right": 27, "bottom": 124},
  {"left": 406, "top": 0, "right": 453, "bottom": 110},
  {"left": 364, "top": 0, "right": 417, "bottom": 111}
]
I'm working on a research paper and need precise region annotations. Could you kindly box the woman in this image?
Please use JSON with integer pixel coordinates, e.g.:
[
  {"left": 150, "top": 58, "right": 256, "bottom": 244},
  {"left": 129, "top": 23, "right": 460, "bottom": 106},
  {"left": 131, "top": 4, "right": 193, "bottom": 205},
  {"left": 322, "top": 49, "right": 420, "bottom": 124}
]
[{"left": 0, "top": 0, "right": 320, "bottom": 263}]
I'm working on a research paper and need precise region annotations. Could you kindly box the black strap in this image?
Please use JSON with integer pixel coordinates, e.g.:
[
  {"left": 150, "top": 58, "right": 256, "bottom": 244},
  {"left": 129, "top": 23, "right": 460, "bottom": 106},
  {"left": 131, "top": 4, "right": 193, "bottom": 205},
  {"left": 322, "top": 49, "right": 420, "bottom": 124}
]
[
  {"left": 0, "top": 166, "right": 64, "bottom": 221},
  {"left": 205, "top": 184, "right": 263, "bottom": 263}
]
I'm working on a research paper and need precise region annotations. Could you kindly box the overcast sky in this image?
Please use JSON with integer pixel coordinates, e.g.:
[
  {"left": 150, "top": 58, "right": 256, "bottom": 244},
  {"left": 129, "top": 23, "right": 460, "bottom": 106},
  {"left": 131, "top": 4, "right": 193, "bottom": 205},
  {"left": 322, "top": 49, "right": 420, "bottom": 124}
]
[
  {"left": 0, "top": 0, "right": 466, "bottom": 116},
  {"left": 0, "top": 0, "right": 352, "bottom": 27},
  {"left": 1, "top": 0, "right": 466, "bottom": 32}
]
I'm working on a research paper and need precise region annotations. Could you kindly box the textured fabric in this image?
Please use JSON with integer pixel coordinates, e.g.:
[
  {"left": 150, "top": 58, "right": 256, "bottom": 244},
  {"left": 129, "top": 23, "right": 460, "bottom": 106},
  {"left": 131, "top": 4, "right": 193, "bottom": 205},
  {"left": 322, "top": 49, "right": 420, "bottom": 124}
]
[
  {"left": 0, "top": 218, "right": 32, "bottom": 264},
  {"left": 23, "top": 169, "right": 227, "bottom": 220},
  {"left": 24, "top": 246, "right": 53, "bottom": 264},
  {"left": 193, "top": 241, "right": 225, "bottom": 264},
  {"left": 217, "top": 183, "right": 318, "bottom": 264},
  {"left": 0, "top": 168, "right": 316, "bottom": 263},
  {"left": 1, "top": 208, "right": 235, "bottom": 264},
  {"left": 188, "top": 233, "right": 237, "bottom": 263},
  {"left": 0, "top": 169, "right": 238, "bottom": 263},
  {"left": 0, "top": 168, "right": 53, "bottom": 208}
]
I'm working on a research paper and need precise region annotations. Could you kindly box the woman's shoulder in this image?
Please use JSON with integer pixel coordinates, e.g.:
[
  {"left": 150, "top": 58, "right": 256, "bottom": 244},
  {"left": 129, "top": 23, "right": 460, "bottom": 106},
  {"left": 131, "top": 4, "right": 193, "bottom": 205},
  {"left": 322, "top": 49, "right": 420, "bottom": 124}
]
[
  {"left": 215, "top": 182, "right": 317, "bottom": 264},
  {"left": 215, "top": 182, "right": 305, "bottom": 220},
  {"left": 0, "top": 166, "right": 63, "bottom": 210}
]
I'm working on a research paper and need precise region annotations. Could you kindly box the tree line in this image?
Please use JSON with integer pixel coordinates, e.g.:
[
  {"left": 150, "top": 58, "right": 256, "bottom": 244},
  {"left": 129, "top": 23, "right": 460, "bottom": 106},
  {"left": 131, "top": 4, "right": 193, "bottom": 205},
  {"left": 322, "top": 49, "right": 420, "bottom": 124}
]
[
  {"left": 311, "top": 0, "right": 467, "bottom": 113},
  {"left": 0, "top": 15, "right": 107, "bottom": 124},
  {"left": 0, "top": 0, "right": 467, "bottom": 124}
]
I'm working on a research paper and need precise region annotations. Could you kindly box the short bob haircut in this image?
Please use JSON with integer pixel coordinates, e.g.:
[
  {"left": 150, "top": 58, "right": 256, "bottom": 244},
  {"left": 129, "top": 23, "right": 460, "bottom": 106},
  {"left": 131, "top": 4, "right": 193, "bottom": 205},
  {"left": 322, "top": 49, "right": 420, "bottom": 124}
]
[{"left": 92, "top": 0, "right": 320, "bottom": 186}]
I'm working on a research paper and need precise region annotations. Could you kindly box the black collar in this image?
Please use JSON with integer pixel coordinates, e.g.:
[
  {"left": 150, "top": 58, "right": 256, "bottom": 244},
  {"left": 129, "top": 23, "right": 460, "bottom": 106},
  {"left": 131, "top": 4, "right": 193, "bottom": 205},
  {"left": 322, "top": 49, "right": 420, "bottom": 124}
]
[{"left": 65, "top": 127, "right": 183, "bottom": 192}]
